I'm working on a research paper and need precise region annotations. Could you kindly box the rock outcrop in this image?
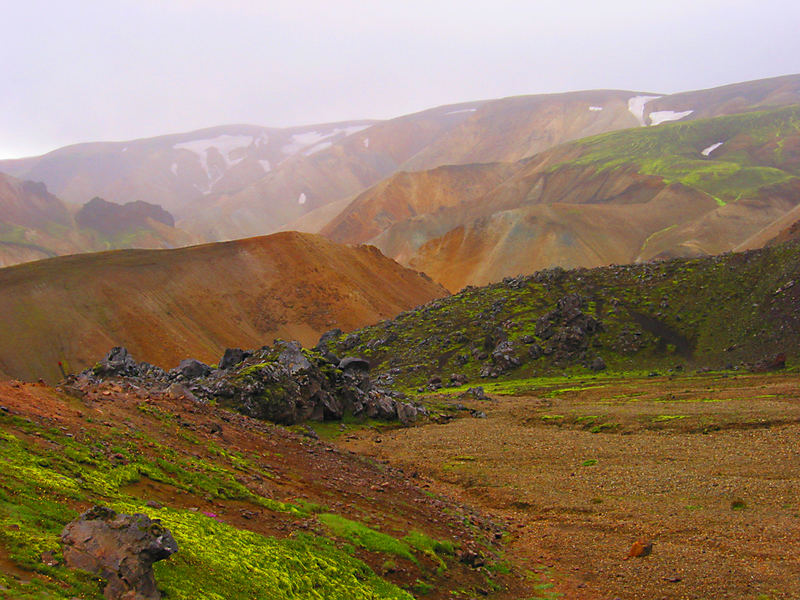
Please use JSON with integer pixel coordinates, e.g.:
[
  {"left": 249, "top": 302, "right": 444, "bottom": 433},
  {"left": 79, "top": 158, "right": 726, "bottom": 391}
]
[
  {"left": 78, "top": 341, "right": 425, "bottom": 427},
  {"left": 61, "top": 506, "right": 178, "bottom": 600}
]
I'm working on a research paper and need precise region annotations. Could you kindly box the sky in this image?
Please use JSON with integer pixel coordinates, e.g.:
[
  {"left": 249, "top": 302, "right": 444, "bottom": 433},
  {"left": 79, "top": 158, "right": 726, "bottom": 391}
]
[{"left": 2, "top": 0, "right": 799, "bottom": 159}]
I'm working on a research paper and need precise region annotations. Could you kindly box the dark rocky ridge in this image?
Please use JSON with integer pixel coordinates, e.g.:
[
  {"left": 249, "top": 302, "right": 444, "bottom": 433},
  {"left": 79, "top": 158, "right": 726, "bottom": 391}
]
[
  {"left": 76, "top": 197, "right": 175, "bottom": 236},
  {"left": 76, "top": 340, "right": 425, "bottom": 426}
]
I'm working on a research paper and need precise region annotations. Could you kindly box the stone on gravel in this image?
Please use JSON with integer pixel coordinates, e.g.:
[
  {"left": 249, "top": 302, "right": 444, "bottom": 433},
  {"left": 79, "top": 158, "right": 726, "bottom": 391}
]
[
  {"left": 339, "top": 357, "right": 370, "bottom": 372},
  {"left": 624, "top": 539, "right": 652, "bottom": 559},
  {"left": 94, "top": 347, "right": 140, "bottom": 378}
]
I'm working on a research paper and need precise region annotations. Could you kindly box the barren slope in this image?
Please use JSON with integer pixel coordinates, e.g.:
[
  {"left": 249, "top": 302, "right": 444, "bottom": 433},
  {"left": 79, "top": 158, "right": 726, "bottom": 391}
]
[{"left": 0, "top": 232, "right": 446, "bottom": 382}]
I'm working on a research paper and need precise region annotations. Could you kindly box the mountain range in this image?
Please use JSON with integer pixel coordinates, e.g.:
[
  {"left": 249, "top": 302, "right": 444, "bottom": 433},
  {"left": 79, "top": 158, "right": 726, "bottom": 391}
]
[{"left": 1, "top": 74, "right": 799, "bottom": 283}]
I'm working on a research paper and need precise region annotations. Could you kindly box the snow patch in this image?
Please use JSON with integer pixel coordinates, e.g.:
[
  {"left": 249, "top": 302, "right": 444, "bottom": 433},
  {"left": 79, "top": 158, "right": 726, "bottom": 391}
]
[
  {"left": 173, "top": 134, "right": 254, "bottom": 186},
  {"left": 627, "top": 95, "right": 661, "bottom": 126},
  {"left": 363, "top": 138, "right": 369, "bottom": 148},
  {"left": 298, "top": 193, "right": 307, "bottom": 205},
  {"left": 445, "top": 108, "right": 478, "bottom": 115},
  {"left": 170, "top": 162, "right": 178, "bottom": 176},
  {"left": 280, "top": 125, "right": 370, "bottom": 156},
  {"left": 121, "top": 147, "right": 128, "bottom": 152},
  {"left": 589, "top": 106, "right": 603, "bottom": 111},
  {"left": 649, "top": 110, "right": 693, "bottom": 126},
  {"left": 258, "top": 159, "right": 271, "bottom": 172},
  {"left": 701, "top": 142, "right": 724, "bottom": 157},
  {"left": 303, "top": 141, "right": 333, "bottom": 156}
]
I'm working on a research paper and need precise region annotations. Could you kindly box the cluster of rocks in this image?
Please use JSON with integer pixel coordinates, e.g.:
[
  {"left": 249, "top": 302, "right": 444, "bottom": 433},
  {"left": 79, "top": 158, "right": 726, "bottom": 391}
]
[
  {"left": 534, "top": 293, "right": 605, "bottom": 369},
  {"left": 80, "top": 337, "right": 425, "bottom": 426}
]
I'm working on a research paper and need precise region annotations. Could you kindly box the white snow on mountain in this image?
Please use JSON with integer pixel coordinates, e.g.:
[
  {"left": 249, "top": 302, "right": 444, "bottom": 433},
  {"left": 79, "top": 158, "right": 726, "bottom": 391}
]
[
  {"left": 649, "top": 110, "right": 693, "bottom": 126},
  {"left": 701, "top": 142, "right": 724, "bottom": 156},
  {"left": 589, "top": 106, "right": 603, "bottom": 111},
  {"left": 298, "top": 193, "right": 307, "bottom": 205},
  {"left": 173, "top": 134, "right": 254, "bottom": 180},
  {"left": 445, "top": 108, "right": 478, "bottom": 115},
  {"left": 280, "top": 125, "right": 370, "bottom": 156},
  {"left": 259, "top": 159, "right": 271, "bottom": 172},
  {"left": 170, "top": 163, "right": 178, "bottom": 176},
  {"left": 627, "top": 95, "right": 661, "bottom": 126},
  {"left": 363, "top": 138, "right": 369, "bottom": 148},
  {"left": 303, "top": 141, "right": 333, "bottom": 156}
]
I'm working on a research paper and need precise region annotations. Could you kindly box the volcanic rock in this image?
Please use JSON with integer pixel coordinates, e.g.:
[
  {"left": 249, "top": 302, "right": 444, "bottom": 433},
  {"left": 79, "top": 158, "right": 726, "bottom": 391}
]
[{"left": 61, "top": 506, "right": 178, "bottom": 600}]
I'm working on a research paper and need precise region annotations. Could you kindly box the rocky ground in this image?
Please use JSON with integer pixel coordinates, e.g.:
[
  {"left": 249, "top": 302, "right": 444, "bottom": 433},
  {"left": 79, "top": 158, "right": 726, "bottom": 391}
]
[{"left": 334, "top": 370, "right": 800, "bottom": 600}]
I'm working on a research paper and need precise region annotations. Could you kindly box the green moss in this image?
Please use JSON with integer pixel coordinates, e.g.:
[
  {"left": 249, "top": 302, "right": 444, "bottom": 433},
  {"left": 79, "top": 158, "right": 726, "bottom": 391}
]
[{"left": 318, "top": 513, "right": 417, "bottom": 564}]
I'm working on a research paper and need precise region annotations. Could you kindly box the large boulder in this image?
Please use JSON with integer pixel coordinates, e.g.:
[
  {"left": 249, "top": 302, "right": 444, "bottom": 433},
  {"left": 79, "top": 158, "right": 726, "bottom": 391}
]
[
  {"left": 93, "top": 347, "right": 141, "bottom": 378},
  {"left": 276, "top": 340, "right": 312, "bottom": 374},
  {"left": 61, "top": 506, "right": 178, "bottom": 600},
  {"left": 174, "top": 359, "right": 211, "bottom": 380},
  {"left": 219, "top": 348, "right": 250, "bottom": 370}
]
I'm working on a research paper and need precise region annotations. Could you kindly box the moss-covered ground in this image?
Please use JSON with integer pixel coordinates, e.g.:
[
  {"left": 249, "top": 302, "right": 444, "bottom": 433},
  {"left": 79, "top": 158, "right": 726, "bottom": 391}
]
[
  {"left": 0, "top": 381, "right": 534, "bottom": 599},
  {"left": 564, "top": 105, "right": 800, "bottom": 205}
]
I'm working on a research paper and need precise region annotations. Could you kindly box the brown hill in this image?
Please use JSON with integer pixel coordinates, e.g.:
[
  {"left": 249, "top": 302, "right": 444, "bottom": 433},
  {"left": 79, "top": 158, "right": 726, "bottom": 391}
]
[{"left": 0, "top": 231, "right": 446, "bottom": 382}]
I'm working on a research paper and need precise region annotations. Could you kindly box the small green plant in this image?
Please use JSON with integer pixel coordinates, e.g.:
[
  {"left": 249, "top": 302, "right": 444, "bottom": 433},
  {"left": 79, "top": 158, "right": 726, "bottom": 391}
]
[{"left": 581, "top": 459, "right": 598, "bottom": 467}]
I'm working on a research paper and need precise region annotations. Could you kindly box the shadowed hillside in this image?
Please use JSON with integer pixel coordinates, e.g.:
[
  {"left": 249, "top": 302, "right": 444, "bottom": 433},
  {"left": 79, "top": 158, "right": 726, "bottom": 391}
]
[{"left": 0, "top": 232, "right": 446, "bottom": 382}]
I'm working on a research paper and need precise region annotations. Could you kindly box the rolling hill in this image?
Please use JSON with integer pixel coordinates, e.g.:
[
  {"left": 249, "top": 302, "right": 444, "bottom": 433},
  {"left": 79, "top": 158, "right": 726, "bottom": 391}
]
[{"left": 0, "top": 232, "right": 446, "bottom": 382}]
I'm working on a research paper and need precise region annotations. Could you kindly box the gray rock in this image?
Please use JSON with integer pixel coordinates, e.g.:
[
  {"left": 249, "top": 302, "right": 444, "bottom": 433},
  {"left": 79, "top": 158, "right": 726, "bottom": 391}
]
[
  {"left": 275, "top": 340, "right": 312, "bottom": 374},
  {"left": 219, "top": 348, "right": 250, "bottom": 370},
  {"left": 94, "top": 347, "right": 141, "bottom": 378},
  {"left": 339, "top": 357, "right": 370, "bottom": 372},
  {"left": 61, "top": 506, "right": 177, "bottom": 600},
  {"left": 176, "top": 359, "right": 211, "bottom": 380},
  {"left": 397, "top": 402, "right": 419, "bottom": 425}
]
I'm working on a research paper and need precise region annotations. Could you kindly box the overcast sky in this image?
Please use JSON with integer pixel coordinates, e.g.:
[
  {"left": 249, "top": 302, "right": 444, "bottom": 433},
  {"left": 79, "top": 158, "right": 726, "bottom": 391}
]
[{"left": 2, "top": 0, "right": 799, "bottom": 159}]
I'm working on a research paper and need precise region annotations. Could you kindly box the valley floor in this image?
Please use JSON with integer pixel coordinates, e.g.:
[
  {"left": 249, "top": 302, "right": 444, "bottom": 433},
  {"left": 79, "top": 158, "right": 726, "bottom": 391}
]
[{"left": 336, "top": 371, "right": 800, "bottom": 600}]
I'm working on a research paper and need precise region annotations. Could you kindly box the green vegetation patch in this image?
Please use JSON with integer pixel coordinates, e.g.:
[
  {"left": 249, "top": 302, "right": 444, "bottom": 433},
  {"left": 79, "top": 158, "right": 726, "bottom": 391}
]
[
  {"left": 318, "top": 513, "right": 417, "bottom": 564},
  {"left": 111, "top": 503, "right": 414, "bottom": 600}
]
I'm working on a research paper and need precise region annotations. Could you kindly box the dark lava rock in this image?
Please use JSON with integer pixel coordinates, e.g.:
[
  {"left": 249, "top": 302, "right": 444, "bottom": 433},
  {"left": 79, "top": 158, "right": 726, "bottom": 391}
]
[
  {"left": 315, "top": 328, "right": 343, "bottom": 351},
  {"left": 750, "top": 352, "right": 787, "bottom": 372},
  {"left": 175, "top": 359, "right": 211, "bottom": 380},
  {"left": 61, "top": 506, "right": 177, "bottom": 600},
  {"left": 488, "top": 340, "right": 521, "bottom": 374},
  {"left": 339, "top": 357, "right": 370, "bottom": 372},
  {"left": 590, "top": 357, "right": 607, "bottom": 371},
  {"left": 93, "top": 347, "right": 141, "bottom": 378},
  {"left": 219, "top": 348, "right": 250, "bottom": 370},
  {"left": 275, "top": 340, "right": 312, "bottom": 374}
]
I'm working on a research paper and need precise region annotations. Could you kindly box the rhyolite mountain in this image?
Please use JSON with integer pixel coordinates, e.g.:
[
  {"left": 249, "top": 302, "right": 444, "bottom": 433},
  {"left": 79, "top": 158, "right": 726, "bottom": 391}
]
[
  {"left": 323, "top": 104, "right": 800, "bottom": 291},
  {"left": 2, "top": 74, "right": 799, "bottom": 269},
  {"left": 0, "top": 173, "right": 195, "bottom": 267},
  {"left": 0, "top": 231, "right": 446, "bottom": 382}
]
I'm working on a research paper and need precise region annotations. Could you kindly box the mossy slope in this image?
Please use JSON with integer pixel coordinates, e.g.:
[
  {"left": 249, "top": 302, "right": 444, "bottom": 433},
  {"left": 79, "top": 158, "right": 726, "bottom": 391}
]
[{"left": 323, "top": 241, "right": 800, "bottom": 389}]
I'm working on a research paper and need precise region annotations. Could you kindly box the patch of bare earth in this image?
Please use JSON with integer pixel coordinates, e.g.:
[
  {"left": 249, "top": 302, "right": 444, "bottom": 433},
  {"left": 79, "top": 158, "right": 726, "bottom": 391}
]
[{"left": 338, "top": 372, "right": 800, "bottom": 600}]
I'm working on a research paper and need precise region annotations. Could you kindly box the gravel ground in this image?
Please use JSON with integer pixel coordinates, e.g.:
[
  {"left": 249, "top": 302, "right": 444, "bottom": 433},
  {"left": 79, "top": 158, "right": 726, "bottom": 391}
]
[{"left": 340, "top": 372, "right": 800, "bottom": 600}]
